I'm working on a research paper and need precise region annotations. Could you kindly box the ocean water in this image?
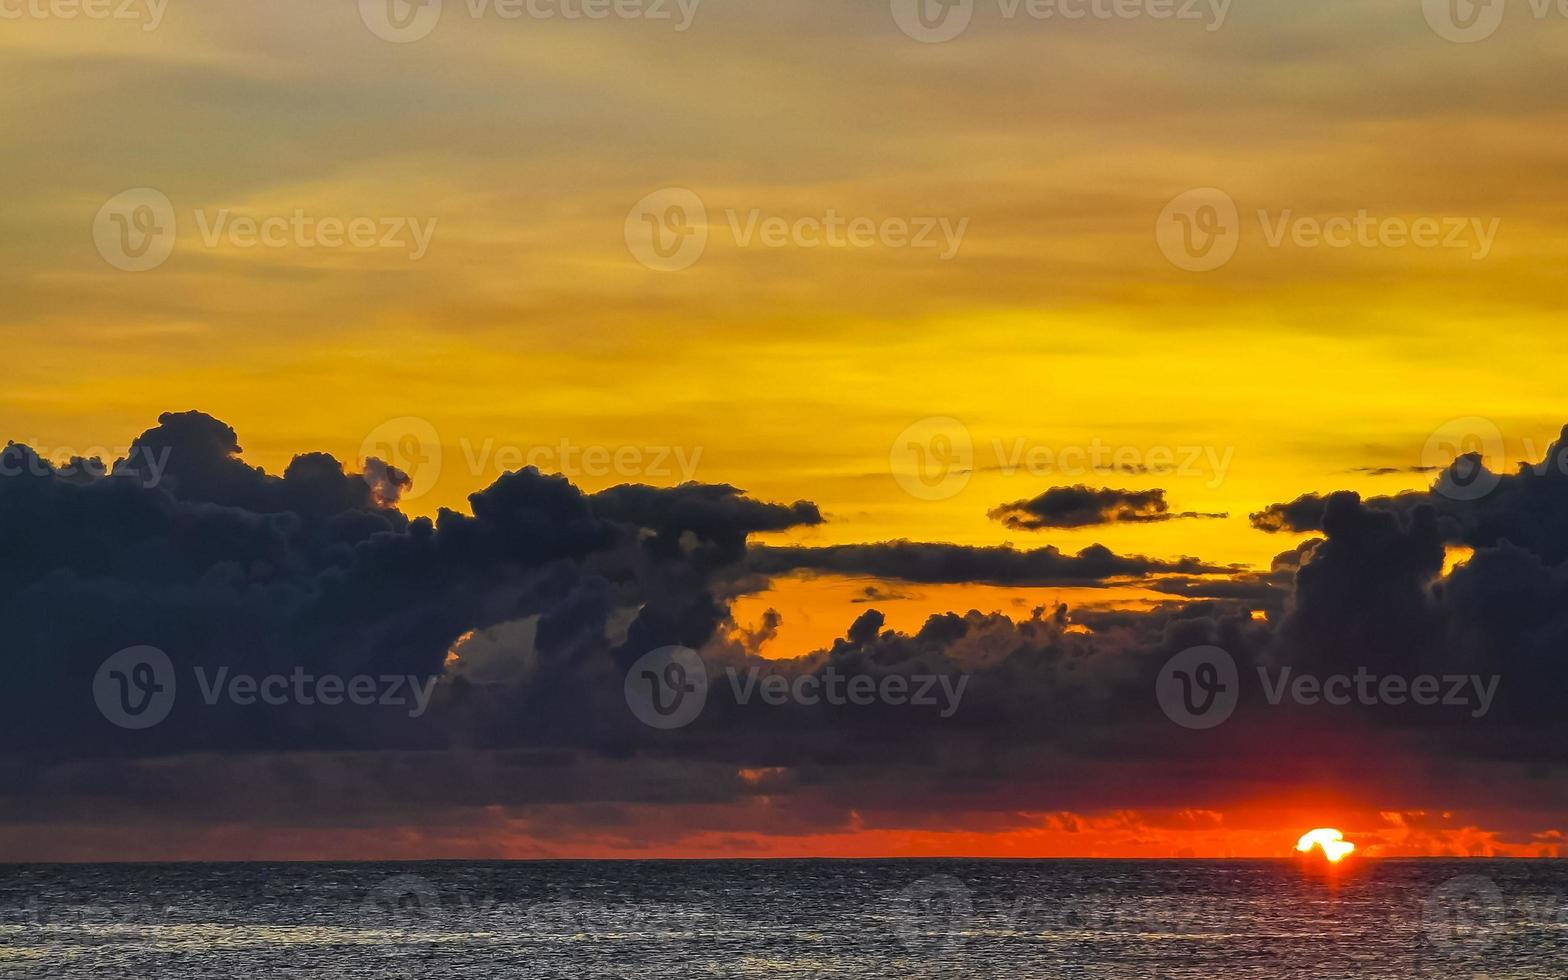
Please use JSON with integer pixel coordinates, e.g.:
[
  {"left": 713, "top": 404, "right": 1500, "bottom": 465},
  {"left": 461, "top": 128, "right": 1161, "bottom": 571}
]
[{"left": 2, "top": 860, "right": 1563, "bottom": 978}]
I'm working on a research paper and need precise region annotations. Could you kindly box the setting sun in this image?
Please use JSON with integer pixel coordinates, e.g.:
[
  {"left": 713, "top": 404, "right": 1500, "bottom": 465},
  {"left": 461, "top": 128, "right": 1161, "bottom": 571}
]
[{"left": 1296, "top": 829, "right": 1357, "bottom": 863}]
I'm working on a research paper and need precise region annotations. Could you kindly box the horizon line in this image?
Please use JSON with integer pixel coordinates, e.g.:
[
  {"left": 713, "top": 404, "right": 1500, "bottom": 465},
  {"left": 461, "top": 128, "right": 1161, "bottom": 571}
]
[{"left": 5, "top": 855, "right": 1560, "bottom": 866}]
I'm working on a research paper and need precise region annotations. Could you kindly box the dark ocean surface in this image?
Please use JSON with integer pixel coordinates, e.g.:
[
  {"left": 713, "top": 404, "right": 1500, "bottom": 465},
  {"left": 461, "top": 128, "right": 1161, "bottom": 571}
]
[{"left": 2, "top": 860, "right": 1563, "bottom": 978}]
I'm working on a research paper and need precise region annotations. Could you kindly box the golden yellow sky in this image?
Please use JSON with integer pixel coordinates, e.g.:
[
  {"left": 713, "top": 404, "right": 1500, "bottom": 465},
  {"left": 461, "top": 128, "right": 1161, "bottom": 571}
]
[{"left": 6, "top": 0, "right": 1568, "bottom": 657}]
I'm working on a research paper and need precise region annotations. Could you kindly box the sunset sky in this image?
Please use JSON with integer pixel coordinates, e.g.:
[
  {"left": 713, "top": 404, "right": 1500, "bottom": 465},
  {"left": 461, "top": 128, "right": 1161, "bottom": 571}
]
[{"left": 3, "top": 0, "right": 1567, "bottom": 861}]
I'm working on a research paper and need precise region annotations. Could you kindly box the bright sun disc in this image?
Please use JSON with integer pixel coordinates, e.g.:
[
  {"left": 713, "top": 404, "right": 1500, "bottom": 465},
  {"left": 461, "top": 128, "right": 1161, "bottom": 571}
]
[{"left": 1296, "top": 828, "right": 1356, "bottom": 863}]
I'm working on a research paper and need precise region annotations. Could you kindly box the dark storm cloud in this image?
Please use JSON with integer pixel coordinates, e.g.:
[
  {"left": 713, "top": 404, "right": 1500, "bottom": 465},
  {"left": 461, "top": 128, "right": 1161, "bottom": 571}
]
[
  {"left": 1249, "top": 485, "right": 1432, "bottom": 535},
  {"left": 0, "top": 412, "right": 821, "bottom": 762},
  {"left": 851, "top": 585, "right": 912, "bottom": 603},
  {"left": 1144, "top": 572, "right": 1288, "bottom": 606},
  {"left": 1263, "top": 429, "right": 1568, "bottom": 735},
  {"left": 1256, "top": 433, "right": 1568, "bottom": 557},
  {"left": 4, "top": 412, "right": 1568, "bottom": 856},
  {"left": 1270, "top": 491, "right": 1448, "bottom": 679},
  {"left": 588, "top": 482, "right": 822, "bottom": 567},
  {"left": 748, "top": 541, "right": 1232, "bottom": 586},
  {"left": 1249, "top": 492, "right": 1336, "bottom": 533},
  {"left": 989, "top": 486, "right": 1226, "bottom": 530}
]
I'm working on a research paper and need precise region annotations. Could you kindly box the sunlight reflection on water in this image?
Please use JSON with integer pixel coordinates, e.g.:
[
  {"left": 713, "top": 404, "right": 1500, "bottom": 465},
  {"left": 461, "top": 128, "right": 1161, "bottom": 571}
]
[{"left": 2, "top": 860, "right": 1563, "bottom": 978}]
